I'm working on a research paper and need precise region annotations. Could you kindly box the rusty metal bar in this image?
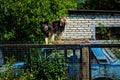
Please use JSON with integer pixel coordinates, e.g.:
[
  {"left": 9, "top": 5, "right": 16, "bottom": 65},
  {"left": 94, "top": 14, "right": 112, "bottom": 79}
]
[{"left": 0, "top": 44, "right": 120, "bottom": 48}]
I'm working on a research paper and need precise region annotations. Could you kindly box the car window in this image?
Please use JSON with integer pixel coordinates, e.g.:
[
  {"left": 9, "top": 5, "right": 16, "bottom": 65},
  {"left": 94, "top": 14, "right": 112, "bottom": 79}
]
[
  {"left": 75, "top": 49, "right": 81, "bottom": 59},
  {"left": 91, "top": 52, "right": 98, "bottom": 64},
  {"left": 91, "top": 48, "right": 109, "bottom": 64},
  {"left": 98, "top": 59, "right": 108, "bottom": 63},
  {"left": 0, "top": 50, "right": 4, "bottom": 66},
  {"left": 44, "top": 49, "right": 65, "bottom": 59},
  {"left": 67, "top": 49, "right": 81, "bottom": 63},
  {"left": 42, "top": 48, "right": 81, "bottom": 63}
]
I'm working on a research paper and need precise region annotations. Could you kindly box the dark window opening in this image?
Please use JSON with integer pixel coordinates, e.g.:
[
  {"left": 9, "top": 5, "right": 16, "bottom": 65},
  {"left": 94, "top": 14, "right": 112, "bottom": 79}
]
[{"left": 96, "top": 27, "right": 120, "bottom": 40}]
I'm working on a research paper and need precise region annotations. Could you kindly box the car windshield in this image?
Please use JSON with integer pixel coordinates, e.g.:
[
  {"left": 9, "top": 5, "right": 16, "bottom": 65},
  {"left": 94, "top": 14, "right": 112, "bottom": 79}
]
[
  {"left": 91, "top": 48, "right": 109, "bottom": 64},
  {"left": 102, "top": 48, "right": 118, "bottom": 63}
]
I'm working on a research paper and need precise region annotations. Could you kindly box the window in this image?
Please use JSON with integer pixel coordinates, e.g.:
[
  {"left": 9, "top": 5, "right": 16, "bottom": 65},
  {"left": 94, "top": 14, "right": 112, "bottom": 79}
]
[
  {"left": 96, "top": 27, "right": 120, "bottom": 40},
  {"left": 67, "top": 49, "right": 81, "bottom": 63}
]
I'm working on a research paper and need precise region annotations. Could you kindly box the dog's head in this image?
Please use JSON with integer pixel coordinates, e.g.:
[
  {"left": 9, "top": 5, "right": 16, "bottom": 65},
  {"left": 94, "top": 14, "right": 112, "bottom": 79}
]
[{"left": 60, "top": 17, "right": 67, "bottom": 27}]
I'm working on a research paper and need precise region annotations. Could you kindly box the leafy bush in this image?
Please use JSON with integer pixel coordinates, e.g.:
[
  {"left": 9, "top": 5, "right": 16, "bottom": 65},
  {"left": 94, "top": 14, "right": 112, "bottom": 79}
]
[
  {"left": 29, "top": 48, "right": 69, "bottom": 80},
  {"left": 0, "top": 0, "right": 77, "bottom": 41},
  {"left": 0, "top": 48, "right": 69, "bottom": 80},
  {"left": 0, "top": 56, "right": 34, "bottom": 80}
]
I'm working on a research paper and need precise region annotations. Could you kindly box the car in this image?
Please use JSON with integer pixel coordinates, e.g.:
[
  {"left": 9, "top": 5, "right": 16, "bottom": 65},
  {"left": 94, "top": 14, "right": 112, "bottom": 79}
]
[
  {"left": 42, "top": 48, "right": 120, "bottom": 80},
  {"left": 91, "top": 48, "right": 120, "bottom": 80},
  {"left": 0, "top": 49, "right": 26, "bottom": 75}
]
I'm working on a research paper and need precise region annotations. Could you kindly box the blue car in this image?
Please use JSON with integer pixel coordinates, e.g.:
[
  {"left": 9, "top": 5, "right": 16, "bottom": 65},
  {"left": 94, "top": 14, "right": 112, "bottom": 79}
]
[
  {"left": 1, "top": 47, "right": 120, "bottom": 80},
  {"left": 0, "top": 50, "right": 25, "bottom": 75},
  {"left": 91, "top": 48, "right": 120, "bottom": 80},
  {"left": 42, "top": 48, "right": 120, "bottom": 80}
]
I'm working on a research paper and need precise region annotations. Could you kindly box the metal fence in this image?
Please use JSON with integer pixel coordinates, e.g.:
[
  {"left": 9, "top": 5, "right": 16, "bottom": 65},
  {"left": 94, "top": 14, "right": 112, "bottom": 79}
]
[{"left": 0, "top": 41, "right": 120, "bottom": 80}]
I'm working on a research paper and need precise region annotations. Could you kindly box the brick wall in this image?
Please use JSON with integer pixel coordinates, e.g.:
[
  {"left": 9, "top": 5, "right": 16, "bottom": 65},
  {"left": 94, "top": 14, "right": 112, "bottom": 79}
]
[{"left": 62, "top": 10, "right": 120, "bottom": 40}]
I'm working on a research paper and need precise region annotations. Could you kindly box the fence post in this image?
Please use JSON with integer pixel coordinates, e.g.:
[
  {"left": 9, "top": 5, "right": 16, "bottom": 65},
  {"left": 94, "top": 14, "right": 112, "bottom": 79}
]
[{"left": 81, "top": 47, "right": 90, "bottom": 80}]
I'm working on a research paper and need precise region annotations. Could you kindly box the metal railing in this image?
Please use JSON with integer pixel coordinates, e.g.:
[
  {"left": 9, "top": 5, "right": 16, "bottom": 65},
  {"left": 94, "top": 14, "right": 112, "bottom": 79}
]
[{"left": 0, "top": 41, "right": 120, "bottom": 80}]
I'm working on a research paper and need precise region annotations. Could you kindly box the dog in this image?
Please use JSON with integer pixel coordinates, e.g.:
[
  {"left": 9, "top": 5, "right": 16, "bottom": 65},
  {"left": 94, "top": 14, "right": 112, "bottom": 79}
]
[{"left": 41, "top": 17, "right": 66, "bottom": 44}]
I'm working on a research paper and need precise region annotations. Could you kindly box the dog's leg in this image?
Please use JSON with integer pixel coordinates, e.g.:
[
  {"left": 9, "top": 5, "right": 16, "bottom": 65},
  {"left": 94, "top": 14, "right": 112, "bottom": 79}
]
[
  {"left": 45, "top": 37, "right": 48, "bottom": 44},
  {"left": 50, "top": 34, "right": 55, "bottom": 44},
  {"left": 58, "top": 33, "right": 62, "bottom": 44}
]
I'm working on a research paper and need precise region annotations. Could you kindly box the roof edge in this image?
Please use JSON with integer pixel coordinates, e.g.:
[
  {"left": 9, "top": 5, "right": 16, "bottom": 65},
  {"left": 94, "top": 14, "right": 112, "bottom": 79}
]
[{"left": 68, "top": 10, "right": 120, "bottom": 14}]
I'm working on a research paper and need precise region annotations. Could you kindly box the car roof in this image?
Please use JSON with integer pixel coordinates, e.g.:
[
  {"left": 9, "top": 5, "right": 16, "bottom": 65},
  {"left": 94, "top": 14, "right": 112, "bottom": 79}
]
[{"left": 91, "top": 48, "right": 107, "bottom": 60}]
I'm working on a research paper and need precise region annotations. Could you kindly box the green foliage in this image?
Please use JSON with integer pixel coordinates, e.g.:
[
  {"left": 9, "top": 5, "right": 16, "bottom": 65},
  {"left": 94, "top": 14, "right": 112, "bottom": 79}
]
[
  {"left": 96, "top": 23, "right": 120, "bottom": 40},
  {"left": 77, "top": 0, "right": 120, "bottom": 10},
  {"left": 0, "top": 48, "right": 69, "bottom": 80},
  {"left": 111, "top": 48, "right": 120, "bottom": 59},
  {"left": 96, "top": 23, "right": 110, "bottom": 40},
  {"left": 0, "top": 56, "right": 34, "bottom": 80},
  {"left": 38, "top": 56, "right": 68, "bottom": 80},
  {"left": 0, "top": 68, "right": 34, "bottom": 80},
  {"left": 29, "top": 48, "right": 69, "bottom": 80},
  {"left": 0, "top": 0, "right": 77, "bottom": 42},
  {"left": 97, "top": 23, "right": 108, "bottom": 35}
]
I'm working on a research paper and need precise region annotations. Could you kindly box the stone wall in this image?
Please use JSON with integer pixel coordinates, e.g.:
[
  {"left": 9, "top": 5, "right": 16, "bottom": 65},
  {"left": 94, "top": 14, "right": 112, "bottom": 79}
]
[{"left": 62, "top": 10, "right": 120, "bottom": 40}]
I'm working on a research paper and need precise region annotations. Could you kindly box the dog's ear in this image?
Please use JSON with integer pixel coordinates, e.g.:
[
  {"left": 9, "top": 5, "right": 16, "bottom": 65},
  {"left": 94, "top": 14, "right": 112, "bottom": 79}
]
[
  {"left": 60, "top": 17, "right": 66, "bottom": 26},
  {"left": 41, "top": 21, "right": 49, "bottom": 31}
]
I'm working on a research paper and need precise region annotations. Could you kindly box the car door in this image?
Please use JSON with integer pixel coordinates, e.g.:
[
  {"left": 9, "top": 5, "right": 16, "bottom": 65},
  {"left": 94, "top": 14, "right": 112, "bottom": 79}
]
[
  {"left": 101, "top": 48, "right": 120, "bottom": 79},
  {"left": 91, "top": 48, "right": 120, "bottom": 80},
  {"left": 91, "top": 48, "right": 110, "bottom": 79},
  {"left": 67, "top": 49, "right": 81, "bottom": 79}
]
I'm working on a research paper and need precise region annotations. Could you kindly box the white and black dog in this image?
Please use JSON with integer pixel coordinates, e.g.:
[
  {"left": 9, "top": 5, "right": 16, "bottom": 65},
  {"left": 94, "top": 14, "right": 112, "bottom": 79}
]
[{"left": 41, "top": 17, "right": 66, "bottom": 44}]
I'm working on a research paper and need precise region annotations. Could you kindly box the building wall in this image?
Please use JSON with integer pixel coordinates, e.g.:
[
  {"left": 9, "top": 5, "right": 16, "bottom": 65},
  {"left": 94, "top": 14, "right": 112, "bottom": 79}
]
[{"left": 62, "top": 12, "right": 120, "bottom": 40}]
